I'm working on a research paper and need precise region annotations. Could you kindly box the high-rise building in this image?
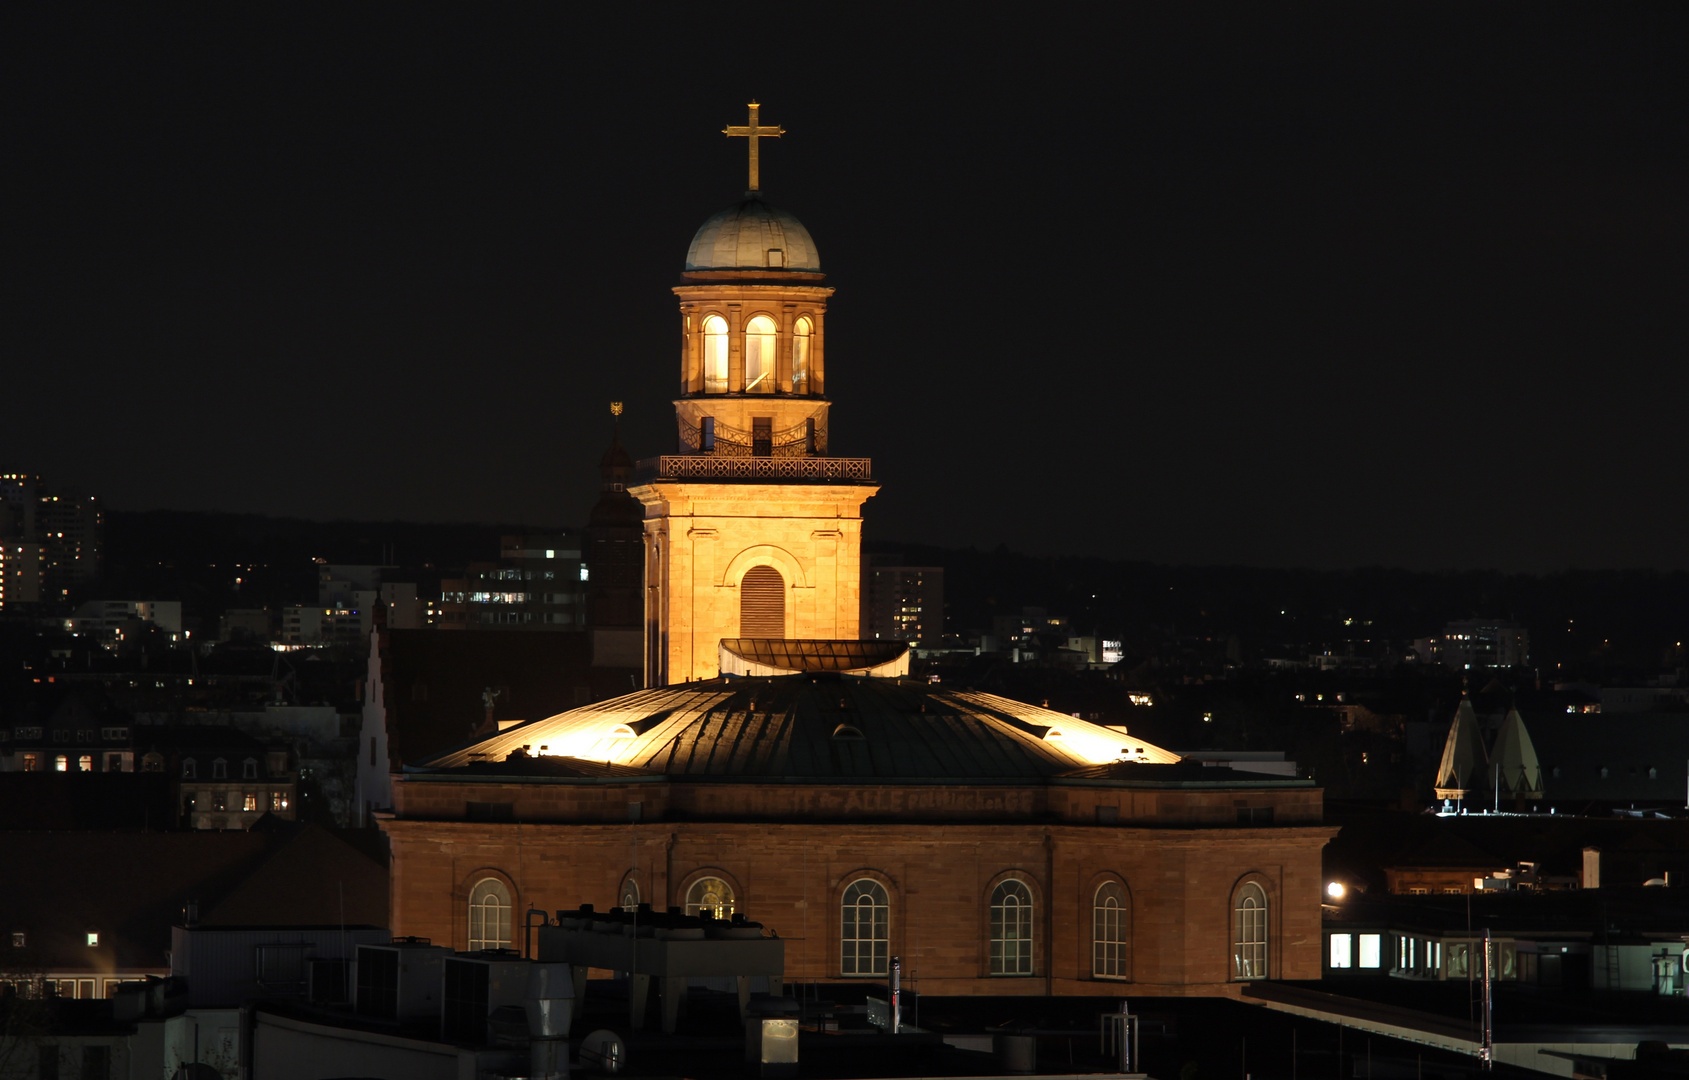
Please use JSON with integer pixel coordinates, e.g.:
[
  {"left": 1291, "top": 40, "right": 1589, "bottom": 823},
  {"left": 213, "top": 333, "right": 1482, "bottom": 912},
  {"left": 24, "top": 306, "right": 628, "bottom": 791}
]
[
  {"left": 0, "top": 473, "right": 102, "bottom": 610},
  {"left": 862, "top": 555, "right": 944, "bottom": 645}
]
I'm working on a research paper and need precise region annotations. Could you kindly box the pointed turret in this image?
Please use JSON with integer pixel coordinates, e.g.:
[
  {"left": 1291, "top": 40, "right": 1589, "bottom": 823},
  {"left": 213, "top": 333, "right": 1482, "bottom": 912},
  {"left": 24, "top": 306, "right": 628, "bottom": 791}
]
[
  {"left": 1434, "top": 695, "right": 1489, "bottom": 801},
  {"left": 1492, "top": 704, "right": 1544, "bottom": 799}
]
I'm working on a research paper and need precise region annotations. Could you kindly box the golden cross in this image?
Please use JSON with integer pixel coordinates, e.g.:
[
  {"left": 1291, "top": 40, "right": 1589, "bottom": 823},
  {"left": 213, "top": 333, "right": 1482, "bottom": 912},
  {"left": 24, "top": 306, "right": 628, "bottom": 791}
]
[{"left": 723, "top": 100, "right": 784, "bottom": 193}]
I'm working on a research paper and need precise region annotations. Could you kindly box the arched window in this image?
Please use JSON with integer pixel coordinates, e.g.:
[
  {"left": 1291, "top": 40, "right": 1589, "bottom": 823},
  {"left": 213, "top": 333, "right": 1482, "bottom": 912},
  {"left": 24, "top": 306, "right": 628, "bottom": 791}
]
[
  {"left": 841, "top": 879, "right": 889, "bottom": 976},
  {"left": 1093, "top": 882, "right": 1128, "bottom": 978},
  {"left": 685, "top": 876, "right": 735, "bottom": 919},
  {"left": 744, "top": 315, "right": 777, "bottom": 393},
  {"left": 468, "top": 878, "right": 512, "bottom": 951},
  {"left": 740, "top": 566, "right": 785, "bottom": 638},
  {"left": 1233, "top": 882, "right": 1268, "bottom": 980},
  {"left": 703, "top": 315, "right": 728, "bottom": 393},
  {"left": 619, "top": 876, "right": 640, "bottom": 912},
  {"left": 792, "top": 316, "right": 812, "bottom": 392},
  {"left": 989, "top": 879, "right": 1034, "bottom": 976}
]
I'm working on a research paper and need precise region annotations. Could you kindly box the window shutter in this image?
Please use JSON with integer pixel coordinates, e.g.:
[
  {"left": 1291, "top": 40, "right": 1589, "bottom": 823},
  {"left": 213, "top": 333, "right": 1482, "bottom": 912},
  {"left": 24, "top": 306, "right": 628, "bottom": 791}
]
[{"left": 740, "top": 566, "right": 785, "bottom": 638}]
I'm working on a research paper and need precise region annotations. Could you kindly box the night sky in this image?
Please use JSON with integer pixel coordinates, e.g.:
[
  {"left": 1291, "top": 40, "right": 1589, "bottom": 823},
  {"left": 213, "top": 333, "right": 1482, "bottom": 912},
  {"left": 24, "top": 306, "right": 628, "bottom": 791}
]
[{"left": 6, "top": 6, "right": 1686, "bottom": 572}]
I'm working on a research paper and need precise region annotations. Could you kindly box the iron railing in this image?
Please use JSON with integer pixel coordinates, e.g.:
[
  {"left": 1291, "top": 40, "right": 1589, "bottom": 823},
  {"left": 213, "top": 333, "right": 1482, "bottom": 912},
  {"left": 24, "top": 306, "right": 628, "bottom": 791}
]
[
  {"left": 677, "top": 416, "right": 827, "bottom": 457},
  {"left": 636, "top": 456, "right": 872, "bottom": 482}
]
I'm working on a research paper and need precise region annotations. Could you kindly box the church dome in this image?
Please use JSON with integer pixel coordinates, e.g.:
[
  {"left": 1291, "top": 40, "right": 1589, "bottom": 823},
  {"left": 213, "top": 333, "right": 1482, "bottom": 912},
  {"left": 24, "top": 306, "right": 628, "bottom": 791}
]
[
  {"left": 685, "top": 197, "right": 821, "bottom": 272},
  {"left": 416, "top": 675, "right": 1185, "bottom": 781}
]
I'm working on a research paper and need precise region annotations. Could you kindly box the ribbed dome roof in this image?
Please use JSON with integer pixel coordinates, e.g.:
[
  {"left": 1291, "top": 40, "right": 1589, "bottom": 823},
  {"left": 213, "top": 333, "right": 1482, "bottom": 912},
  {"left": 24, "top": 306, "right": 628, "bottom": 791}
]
[
  {"left": 685, "top": 197, "right": 821, "bottom": 272},
  {"left": 416, "top": 676, "right": 1181, "bottom": 781}
]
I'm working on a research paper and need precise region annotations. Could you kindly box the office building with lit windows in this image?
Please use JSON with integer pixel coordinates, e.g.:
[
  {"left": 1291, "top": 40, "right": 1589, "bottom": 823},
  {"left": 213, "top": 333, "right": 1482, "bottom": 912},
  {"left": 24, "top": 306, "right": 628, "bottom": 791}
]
[
  {"left": 0, "top": 473, "right": 102, "bottom": 610},
  {"left": 862, "top": 556, "right": 944, "bottom": 645}
]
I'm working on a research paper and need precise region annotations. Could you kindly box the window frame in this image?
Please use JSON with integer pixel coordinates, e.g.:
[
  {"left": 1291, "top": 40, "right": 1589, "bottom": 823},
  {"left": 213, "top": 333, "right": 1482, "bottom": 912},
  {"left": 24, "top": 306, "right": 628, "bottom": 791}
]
[
  {"left": 1092, "top": 880, "right": 1129, "bottom": 979},
  {"left": 702, "top": 315, "right": 729, "bottom": 393},
  {"left": 1232, "top": 880, "right": 1269, "bottom": 980},
  {"left": 791, "top": 315, "right": 812, "bottom": 392},
  {"left": 743, "top": 314, "right": 777, "bottom": 393},
  {"left": 684, "top": 875, "right": 737, "bottom": 919},
  {"left": 988, "top": 877, "right": 1036, "bottom": 976},
  {"left": 840, "top": 878, "right": 890, "bottom": 977},
  {"left": 467, "top": 877, "right": 512, "bottom": 952}
]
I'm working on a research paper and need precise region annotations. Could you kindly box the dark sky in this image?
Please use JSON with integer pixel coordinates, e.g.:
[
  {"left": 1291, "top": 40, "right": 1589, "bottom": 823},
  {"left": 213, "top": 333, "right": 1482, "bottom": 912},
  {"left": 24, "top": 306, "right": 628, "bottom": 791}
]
[{"left": 6, "top": 5, "right": 1686, "bottom": 572}]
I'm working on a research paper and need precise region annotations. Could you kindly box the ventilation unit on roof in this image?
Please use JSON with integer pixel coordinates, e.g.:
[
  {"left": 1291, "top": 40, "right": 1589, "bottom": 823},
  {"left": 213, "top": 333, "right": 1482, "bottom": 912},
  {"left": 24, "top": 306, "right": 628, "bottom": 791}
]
[
  {"left": 441, "top": 953, "right": 543, "bottom": 1045},
  {"left": 355, "top": 940, "right": 451, "bottom": 1021}
]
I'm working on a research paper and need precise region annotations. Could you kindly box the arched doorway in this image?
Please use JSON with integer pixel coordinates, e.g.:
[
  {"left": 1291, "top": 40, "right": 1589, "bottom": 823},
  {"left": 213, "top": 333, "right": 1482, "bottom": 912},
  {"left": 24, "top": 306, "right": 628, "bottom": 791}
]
[{"left": 740, "top": 565, "right": 785, "bottom": 638}]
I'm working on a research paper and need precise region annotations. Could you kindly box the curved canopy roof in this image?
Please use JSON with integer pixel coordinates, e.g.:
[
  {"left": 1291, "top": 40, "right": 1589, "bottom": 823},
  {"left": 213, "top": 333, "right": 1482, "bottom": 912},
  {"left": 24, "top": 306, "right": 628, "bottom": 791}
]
[{"left": 415, "top": 676, "right": 1181, "bottom": 782}]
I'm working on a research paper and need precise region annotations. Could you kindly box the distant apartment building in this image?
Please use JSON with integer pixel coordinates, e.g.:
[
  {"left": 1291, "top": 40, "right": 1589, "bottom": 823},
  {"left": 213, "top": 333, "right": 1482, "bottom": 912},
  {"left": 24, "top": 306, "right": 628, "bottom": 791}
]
[
  {"left": 0, "top": 472, "right": 102, "bottom": 609},
  {"left": 3, "top": 693, "right": 137, "bottom": 774},
  {"left": 65, "top": 599, "right": 184, "bottom": 645},
  {"left": 862, "top": 556, "right": 944, "bottom": 645},
  {"left": 1415, "top": 618, "right": 1530, "bottom": 671},
  {"left": 434, "top": 534, "right": 587, "bottom": 631},
  {"left": 281, "top": 564, "right": 420, "bottom": 646}
]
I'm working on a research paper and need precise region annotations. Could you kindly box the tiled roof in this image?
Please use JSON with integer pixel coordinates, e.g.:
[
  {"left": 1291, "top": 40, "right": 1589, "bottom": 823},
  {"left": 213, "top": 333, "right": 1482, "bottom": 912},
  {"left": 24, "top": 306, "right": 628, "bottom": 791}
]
[{"left": 0, "top": 824, "right": 388, "bottom": 974}]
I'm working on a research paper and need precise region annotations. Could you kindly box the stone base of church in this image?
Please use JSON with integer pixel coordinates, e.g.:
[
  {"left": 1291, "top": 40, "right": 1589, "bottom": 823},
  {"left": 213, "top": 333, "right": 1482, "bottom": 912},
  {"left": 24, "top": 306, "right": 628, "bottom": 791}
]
[{"left": 381, "top": 816, "right": 1335, "bottom": 993}]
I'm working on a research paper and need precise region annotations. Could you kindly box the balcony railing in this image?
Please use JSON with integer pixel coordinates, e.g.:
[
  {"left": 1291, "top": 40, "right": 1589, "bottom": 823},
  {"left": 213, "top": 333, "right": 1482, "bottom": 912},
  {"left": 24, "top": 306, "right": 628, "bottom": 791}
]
[{"left": 636, "top": 456, "right": 872, "bottom": 483}]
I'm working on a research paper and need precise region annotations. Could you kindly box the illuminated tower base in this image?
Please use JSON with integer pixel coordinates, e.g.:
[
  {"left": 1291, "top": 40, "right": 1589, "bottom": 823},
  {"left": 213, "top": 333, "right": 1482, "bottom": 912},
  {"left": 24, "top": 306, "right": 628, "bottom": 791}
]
[{"left": 633, "top": 468, "right": 875, "bottom": 685}]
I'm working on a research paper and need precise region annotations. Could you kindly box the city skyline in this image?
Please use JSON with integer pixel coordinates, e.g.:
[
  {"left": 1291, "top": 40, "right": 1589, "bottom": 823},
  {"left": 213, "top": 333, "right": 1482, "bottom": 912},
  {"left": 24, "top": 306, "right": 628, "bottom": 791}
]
[{"left": 7, "top": 7, "right": 1686, "bottom": 572}]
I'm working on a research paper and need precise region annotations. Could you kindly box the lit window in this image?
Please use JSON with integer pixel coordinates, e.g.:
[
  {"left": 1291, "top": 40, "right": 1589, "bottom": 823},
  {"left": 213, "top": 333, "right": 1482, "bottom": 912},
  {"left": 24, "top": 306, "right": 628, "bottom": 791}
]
[
  {"left": 792, "top": 316, "right": 812, "bottom": 391},
  {"left": 243, "top": 793, "right": 258, "bottom": 812},
  {"left": 685, "top": 876, "right": 736, "bottom": 919},
  {"left": 703, "top": 315, "right": 728, "bottom": 392},
  {"left": 840, "top": 879, "right": 889, "bottom": 976},
  {"left": 271, "top": 792, "right": 288, "bottom": 812},
  {"left": 21, "top": 754, "right": 38, "bottom": 772},
  {"left": 86, "top": 932, "right": 98, "bottom": 947},
  {"left": 1233, "top": 882, "right": 1268, "bottom": 979},
  {"left": 989, "top": 879, "right": 1034, "bottom": 975},
  {"left": 1358, "top": 934, "right": 1382, "bottom": 968},
  {"left": 1329, "top": 933, "right": 1352, "bottom": 969},
  {"left": 1093, "top": 881, "right": 1128, "bottom": 978},
  {"left": 54, "top": 755, "right": 67, "bottom": 772},
  {"left": 468, "top": 878, "right": 512, "bottom": 951},
  {"left": 743, "top": 315, "right": 777, "bottom": 392},
  {"left": 78, "top": 755, "right": 92, "bottom": 772},
  {"left": 10, "top": 932, "right": 23, "bottom": 947}
]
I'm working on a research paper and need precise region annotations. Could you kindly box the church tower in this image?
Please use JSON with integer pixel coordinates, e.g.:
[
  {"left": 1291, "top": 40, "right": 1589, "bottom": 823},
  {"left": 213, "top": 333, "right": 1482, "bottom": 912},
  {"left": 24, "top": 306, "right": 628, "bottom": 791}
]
[{"left": 630, "top": 103, "right": 877, "bottom": 685}]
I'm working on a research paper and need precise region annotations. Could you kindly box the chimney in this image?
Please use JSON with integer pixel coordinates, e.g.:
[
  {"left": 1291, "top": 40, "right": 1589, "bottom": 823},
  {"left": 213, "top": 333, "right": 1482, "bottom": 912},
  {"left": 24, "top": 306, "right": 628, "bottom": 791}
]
[{"left": 1582, "top": 847, "right": 1601, "bottom": 890}]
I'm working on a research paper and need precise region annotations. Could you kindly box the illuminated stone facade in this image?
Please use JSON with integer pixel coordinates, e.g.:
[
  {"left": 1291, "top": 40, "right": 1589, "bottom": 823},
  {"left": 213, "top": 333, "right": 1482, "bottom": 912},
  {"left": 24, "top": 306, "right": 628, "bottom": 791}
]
[
  {"left": 378, "top": 110, "right": 1336, "bottom": 999},
  {"left": 631, "top": 195, "right": 876, "bottom": 686},
  {"left": 384, "top": 681, "right": 1335, "bottom": 996}
]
